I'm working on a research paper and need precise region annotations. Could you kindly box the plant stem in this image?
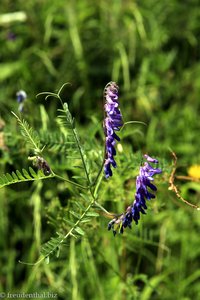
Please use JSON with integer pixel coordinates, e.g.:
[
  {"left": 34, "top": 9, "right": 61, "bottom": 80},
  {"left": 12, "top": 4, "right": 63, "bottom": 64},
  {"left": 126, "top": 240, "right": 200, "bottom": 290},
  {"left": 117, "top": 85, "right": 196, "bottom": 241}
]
[
  {"left": 72, "top": 127, "right": 91, "bottom": 185},
  {"left": 53, "top": 172, "right": 88, "bottom": 190}
]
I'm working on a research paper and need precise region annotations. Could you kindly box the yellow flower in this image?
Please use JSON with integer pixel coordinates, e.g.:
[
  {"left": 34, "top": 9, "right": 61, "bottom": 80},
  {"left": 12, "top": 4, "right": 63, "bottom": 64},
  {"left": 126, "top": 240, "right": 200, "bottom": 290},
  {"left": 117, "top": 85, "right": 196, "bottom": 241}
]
[{"left": 188, "top": 165, "right": 200, "bottom": 179}]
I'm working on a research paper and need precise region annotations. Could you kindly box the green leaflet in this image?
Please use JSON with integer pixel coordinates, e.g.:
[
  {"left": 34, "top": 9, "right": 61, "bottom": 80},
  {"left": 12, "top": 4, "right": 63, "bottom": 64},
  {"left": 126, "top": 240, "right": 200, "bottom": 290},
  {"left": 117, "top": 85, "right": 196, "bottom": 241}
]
[
  {"left": 0, "top": 168, "right": 53, "bottom": 189},
  {"left": 40, "top": 234, "right": 64, "bottom": 259},
  {"left": 85, "top": 212, "right": 100, "bottom": 217},
  {"left": 74, "top": 227, "right": 85, "bottom": 236},
  {"left": 38, "top": 201, "right": 93, "bottom": 263},
  {"left": 12, "top": 112, "right": 41, "bottom": 154},
  {"left": 39, "top": 131, "right": 76, "bottom": 154}
]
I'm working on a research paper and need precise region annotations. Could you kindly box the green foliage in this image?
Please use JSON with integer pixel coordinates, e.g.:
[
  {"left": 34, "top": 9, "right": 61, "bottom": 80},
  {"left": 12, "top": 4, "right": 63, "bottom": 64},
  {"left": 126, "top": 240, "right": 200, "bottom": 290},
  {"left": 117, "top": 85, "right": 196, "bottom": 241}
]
[
  {"left": 12, "top": 112, "right": 42, "bottom": 154},
  {"left": 0, "top": 167, "right": 53, "bottom": 189}
]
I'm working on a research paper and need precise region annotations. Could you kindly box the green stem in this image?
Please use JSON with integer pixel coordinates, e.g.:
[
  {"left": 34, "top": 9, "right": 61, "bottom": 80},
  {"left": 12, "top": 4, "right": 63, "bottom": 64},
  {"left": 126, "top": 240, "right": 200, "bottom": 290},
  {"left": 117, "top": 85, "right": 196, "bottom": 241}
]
[
  {"left": 93, "top": 150, "right": 106, "bottom": 188},
  {"left": 121, "top": 120, "right": 146, "bottom": 131},
  {"left": 23, "top": 201, "right": 94, "bottom": 266},
  {"left": 58, "top": 96, "right": 91, "bottom": 186},
  {"left": 93, "top": 171, "right": 104, "bottom": 198},
  {"left": 72, "top": 127, "right": 91, "bottom": 185},
  {"left": 53, "top": 172, "right": 88, "bottom": 190},
  {"left": 92, "top": 86, "right": 107, "bottom": 187},
  {"left": 93, "top": 201, "right": 114, "bottom": 216},
  {"left": 64, "top": 201, "right": 93, "bottom": 239}
]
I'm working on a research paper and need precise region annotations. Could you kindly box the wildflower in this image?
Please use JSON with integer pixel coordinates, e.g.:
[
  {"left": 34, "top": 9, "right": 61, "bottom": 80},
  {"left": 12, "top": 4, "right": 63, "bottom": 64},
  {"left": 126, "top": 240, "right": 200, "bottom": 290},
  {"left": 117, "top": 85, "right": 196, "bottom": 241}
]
[
  {"left": 108, "top": 154, "right": 162, "bottom": 235},
  {"left": 188, "top": 165, "right": 200, "bottom": 179},
  {"left": 28, "top": 156, "right": 51, "bottom": 176},
  {"left": 103, "top": 82, "right": 123, "bottom": 178},
  {"left": 16, "top": 90, "right": 27, "bottom": 112}
]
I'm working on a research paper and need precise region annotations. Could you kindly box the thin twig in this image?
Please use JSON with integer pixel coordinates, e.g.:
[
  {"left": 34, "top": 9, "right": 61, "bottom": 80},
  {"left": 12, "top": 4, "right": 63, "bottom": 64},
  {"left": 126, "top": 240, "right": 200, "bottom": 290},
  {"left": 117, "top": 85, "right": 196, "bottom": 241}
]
[
  {"left": 168, "top": 151, "right": 200, "bottom": 210},
  {"left": 175, "top": 175, "right": 200, "bottom": 183}
]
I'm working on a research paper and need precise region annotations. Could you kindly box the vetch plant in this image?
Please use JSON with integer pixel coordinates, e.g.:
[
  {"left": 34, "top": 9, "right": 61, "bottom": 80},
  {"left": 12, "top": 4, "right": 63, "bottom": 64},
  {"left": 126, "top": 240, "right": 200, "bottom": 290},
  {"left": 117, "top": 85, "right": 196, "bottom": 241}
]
[
  {"left": 0, "top": 82, "right": 162, "bottom": 264},
  {"left": 108, "top": 154, "right": 162, "bottom": 235}
]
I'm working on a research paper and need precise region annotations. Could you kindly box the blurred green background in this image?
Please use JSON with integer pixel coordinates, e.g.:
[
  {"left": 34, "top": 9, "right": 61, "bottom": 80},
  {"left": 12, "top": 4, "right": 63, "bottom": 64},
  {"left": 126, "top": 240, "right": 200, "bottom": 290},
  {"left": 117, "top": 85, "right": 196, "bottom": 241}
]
[{"left": 0, "top": 0, "right": 200, "bottom": 299}]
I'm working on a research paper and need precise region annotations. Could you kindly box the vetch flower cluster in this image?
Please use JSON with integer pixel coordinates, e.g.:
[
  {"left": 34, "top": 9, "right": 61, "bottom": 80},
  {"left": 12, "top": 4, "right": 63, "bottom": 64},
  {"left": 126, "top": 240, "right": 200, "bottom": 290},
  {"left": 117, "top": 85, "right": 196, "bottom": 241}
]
[
  {"left": 108, "top": 154, "right": 162, "bottom": 235},
  {"left": 16, "top": 90, "right": 27, "bottom": 112},
  {"left": 28, "top": 156, "right": 51, "bottom": 176},
  {"left": 103, "top": 82, "right": 123, "bottom": 178}
]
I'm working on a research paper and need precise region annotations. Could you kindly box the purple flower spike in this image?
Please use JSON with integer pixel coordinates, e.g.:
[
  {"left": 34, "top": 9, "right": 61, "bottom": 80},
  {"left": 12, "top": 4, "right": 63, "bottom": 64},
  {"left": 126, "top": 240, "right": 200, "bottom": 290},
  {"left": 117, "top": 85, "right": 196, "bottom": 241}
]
[
  {"left": 103, "top": 82, "right": 123, "bottom": 179},
  {"left": 108, "top": 154, "right": 162, "bottom": 235}
]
